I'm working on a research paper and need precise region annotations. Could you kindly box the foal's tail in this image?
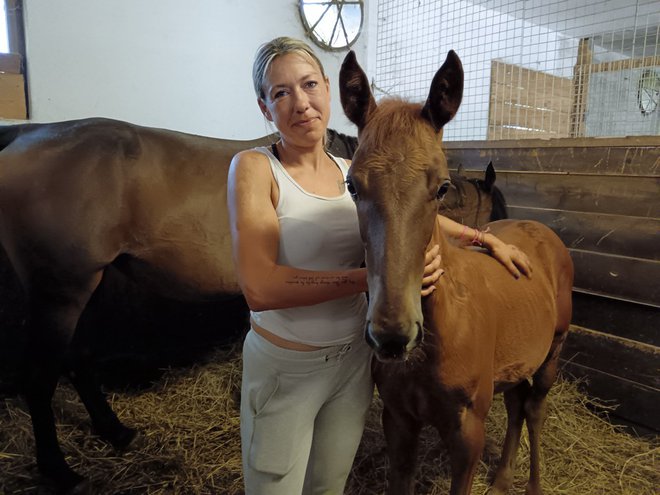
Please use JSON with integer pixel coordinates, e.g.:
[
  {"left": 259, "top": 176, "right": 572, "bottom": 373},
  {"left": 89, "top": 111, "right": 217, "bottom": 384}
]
[{"left": 0, "top": 124, "right": 23, "bottom": 153}]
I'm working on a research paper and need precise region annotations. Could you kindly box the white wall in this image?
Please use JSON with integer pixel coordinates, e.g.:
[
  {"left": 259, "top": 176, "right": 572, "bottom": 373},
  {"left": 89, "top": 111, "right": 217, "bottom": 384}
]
[{"left": 22, "top": 0, "right": 368, "bottom": 139}]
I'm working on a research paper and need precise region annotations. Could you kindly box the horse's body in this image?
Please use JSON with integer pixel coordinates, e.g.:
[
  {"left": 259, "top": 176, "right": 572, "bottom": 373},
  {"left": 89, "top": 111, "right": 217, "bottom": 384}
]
[
  {"left": 0, "top": 118, "right": 279, "bottom": 492},
  {"left": 339, "top": 51, "right": 573, "bottom": 495}
]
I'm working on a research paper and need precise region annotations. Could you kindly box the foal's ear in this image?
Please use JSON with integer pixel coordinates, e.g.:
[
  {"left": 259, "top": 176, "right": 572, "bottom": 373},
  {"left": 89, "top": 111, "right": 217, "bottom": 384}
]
[
  {"left": 421, "top": 50, "right": 464, "bottom": 132},
  {"left": 340, "top": 51, "right": 377, "bottom": 131}
]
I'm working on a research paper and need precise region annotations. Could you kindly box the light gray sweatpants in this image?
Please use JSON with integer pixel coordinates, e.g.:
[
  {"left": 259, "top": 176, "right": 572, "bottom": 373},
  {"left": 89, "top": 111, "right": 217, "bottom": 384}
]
[{"left": 240, "top": 329, "right": 374, "bottom": 495}]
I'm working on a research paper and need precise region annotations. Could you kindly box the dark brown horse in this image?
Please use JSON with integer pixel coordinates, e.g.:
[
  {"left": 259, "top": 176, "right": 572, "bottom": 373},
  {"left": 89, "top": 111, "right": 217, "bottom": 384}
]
[
  {"left": 441, "top": 162, "right": 508, "bottom": 226},
  {"left": 339, "top": 51, "right": 573, "bottom": 495},
  {"left": 0, "top": 120, "right": 289, "bottom": 493}
]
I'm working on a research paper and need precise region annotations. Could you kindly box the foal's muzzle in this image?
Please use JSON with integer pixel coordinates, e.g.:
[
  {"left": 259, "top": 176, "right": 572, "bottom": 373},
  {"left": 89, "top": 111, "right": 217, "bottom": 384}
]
[{"left": 365, "top": 320, "right": 423, "bottom": 362}]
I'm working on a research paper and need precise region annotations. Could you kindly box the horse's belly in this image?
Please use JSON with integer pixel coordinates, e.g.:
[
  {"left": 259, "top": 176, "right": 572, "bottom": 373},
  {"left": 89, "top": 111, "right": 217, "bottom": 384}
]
[{"left": 116, "top": 250, "right": 241, "bottom": 301}]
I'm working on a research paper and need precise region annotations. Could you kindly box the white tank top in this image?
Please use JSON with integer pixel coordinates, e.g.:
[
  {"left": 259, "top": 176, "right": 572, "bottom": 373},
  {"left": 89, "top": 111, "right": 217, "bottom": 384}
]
[{"left": 249, "top": 146, "right": 368, "bottom": 346}]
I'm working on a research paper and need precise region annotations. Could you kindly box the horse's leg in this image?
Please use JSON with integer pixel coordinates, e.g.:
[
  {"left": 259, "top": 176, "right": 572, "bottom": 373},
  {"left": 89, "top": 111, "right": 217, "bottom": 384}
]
[
  {"left": 65, "top": 348, "right": 137, "bottom": 450},
  {"left": 489, "top": 380, "right": 532, "bottom": 495},
  {"left": 23, "top": 273, "right": 103, "bottom": 493},
  {"left": 382, "top": 405, "right": 422, "bottom": 495},
  {"left": 523, "top": 332, "right": 566, "bottom": 495},
  {"left": 441, "top": 404, "right": 487, "bottom": 495}
]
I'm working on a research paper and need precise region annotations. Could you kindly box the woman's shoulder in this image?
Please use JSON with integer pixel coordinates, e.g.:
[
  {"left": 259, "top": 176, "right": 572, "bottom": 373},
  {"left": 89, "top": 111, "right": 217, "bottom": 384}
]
[
  {"left": 231, "top": 147, "right": 273, "bottom": 171},
  {"left": 328, "top": 152, "right": 351, "bottom": 173}
]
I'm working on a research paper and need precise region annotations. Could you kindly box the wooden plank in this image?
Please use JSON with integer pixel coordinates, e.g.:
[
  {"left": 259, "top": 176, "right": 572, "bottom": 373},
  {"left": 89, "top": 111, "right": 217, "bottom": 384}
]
[
  {"left": 488, "top": 106, "right": 571, "bottom": 134},
  {"left": 445, "top": 140, "right": 660, "bottom": 175},
  {"left": 507, "top": 206, "right": 660, "bottom": 260},
  {"left": 570, "top": 38, "right": 592, "bottom": 137},
  {"left": 490, "top": 83, "right": 573, "bottom": 113},
  {"left": 570, "top": 249, "right": 660, "bottom": 307},
  {"left": 489, "top": 60, "right": 572, "bottom": 140},
  {"left": 571, "top": 291, "right": 660, "bottom": 346},
  {"left": 492, "top": 172, "right": 659, "bottom": 218},
  {"left": 588, "top": 54, "right": 660, "bottom": 74},
  {"left": 560, "top": 325, "right": 660, "bottom": 432}
]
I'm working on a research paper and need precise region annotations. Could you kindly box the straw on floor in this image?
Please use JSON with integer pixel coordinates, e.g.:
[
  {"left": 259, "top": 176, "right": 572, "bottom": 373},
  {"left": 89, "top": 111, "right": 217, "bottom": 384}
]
[{"left": 1, "top": 344, "right": 657, "bottom": 494}]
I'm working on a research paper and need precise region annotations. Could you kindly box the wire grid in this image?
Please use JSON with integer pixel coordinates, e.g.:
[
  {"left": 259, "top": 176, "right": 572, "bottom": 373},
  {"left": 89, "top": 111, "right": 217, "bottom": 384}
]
[{"left": 374, "top": 0, "right": 660, "bottom": 141}]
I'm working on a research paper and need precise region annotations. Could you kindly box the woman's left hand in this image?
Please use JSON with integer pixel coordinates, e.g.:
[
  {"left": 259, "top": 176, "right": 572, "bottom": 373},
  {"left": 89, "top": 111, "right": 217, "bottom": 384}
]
[
  {"left": 421, "top": 244, "right": 444, "bottom": 296},
  {"left": 487, "top": 240, "right": 532, "bottom": 279}
]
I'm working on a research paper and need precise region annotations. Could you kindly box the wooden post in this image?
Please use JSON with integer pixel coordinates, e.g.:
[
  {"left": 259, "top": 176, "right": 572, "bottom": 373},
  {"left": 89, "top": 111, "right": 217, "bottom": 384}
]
[{"left": 570, "top": 38, "right": 592, "bottom": 138}]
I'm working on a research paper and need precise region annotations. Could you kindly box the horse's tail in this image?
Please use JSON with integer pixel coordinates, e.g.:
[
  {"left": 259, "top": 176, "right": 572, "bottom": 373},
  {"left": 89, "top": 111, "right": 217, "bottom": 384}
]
[
  {"left": 489, "top": 185, "right": 508, "bottom": 221},
  {"left": 0, "top": 125, "right": 22, "bottom": 153}
]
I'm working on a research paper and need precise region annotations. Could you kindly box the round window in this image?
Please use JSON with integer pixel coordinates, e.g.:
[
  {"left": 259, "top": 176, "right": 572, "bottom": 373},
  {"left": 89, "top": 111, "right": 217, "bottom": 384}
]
[{"left": 298, "top": 0, "right": 364, "bottom": 51}]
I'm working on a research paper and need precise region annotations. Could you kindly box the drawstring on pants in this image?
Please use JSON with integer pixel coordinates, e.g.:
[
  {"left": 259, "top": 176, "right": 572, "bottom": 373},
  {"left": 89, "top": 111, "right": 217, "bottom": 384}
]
[{"left": 324, "top": 343, "right": 352, "bottom": 362}]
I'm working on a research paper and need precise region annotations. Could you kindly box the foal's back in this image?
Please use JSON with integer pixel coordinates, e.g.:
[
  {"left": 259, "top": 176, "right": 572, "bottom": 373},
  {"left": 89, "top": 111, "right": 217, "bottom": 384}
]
[{"left": 427, "top": 219, "right": 573, "bottom": 394}]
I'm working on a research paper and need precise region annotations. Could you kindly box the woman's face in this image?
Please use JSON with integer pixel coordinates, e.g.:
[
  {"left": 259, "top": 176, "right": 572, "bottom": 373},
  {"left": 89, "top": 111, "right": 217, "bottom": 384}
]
[{"left": 259, "top": 53, "right": 331, "bottom": 147}]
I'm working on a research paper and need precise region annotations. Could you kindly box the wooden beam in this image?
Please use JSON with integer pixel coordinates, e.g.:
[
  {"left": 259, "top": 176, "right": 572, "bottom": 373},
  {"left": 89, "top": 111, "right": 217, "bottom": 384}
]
[{"left": 570, "top": 38, "right": 592, "bottom": 138}]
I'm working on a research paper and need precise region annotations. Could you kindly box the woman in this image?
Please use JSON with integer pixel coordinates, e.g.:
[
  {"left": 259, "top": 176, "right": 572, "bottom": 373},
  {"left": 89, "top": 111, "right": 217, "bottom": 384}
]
[{"left": 227, "top": 36, "right": 530, "bottom": 494}]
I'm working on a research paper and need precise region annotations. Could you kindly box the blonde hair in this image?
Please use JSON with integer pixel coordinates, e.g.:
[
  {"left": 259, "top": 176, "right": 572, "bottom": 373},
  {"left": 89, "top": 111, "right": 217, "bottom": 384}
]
[{"left": 252, "top": 36, "right": 327, "bottom": 101}]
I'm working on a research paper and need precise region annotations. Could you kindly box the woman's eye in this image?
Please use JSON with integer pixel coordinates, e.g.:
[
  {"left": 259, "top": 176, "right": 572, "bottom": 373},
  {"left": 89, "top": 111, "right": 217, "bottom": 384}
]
[
  {"left": 305, "top": 80, "right": 318, "bottom": 89},
  {"left": 345, "top": 178, "right": 359, "bottom": 201},
  {"left": 272, "top": 90, "right": 287, "bottom": 100},
  {"left": 436, "top": 180, "right": 451, "bottom": 200}
]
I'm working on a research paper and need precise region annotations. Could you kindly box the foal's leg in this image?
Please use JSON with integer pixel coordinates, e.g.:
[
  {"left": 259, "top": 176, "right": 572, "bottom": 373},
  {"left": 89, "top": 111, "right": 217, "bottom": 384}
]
[
  {"left": 524, "top": 334, "right": 566, "bottom": 495},
  {"left": 382, "top": 406, "right": 422, "bottom": 495},
  {"left": 490, "top": 380, "right": 531, "bottom": 495},
  {"left": 441, "top": 405, "right": 487, "bottom": 495},
  {"left": 23, "top": 274, "right": 102, "bottom": 493}
]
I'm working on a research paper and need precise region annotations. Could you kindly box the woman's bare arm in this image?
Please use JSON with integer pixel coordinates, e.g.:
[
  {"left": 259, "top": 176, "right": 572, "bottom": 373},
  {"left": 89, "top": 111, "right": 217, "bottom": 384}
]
[
  {"left": 227, "top": 150, "right": 368, "bottom": 312},
  {"left": 435, "top": 215, "right": 532, "bottom": 279}
]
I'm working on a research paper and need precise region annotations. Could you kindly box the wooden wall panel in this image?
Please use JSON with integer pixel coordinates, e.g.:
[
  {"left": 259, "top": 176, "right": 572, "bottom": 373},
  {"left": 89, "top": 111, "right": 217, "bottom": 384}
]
[
  {"left": 507, "top": 206, "right": 660, "bottom": 260},
  {"left": 445, "top": 137, "right": 660, "bottom": 175},
  {"left": 569, "top": 250, "right": 659, "bottom": 306},
  {"left": 488, "top": 60, "right": 572, "bottom": 140},
  {"left": 492, "top": 172, "right": 659, "bottom": 217}
]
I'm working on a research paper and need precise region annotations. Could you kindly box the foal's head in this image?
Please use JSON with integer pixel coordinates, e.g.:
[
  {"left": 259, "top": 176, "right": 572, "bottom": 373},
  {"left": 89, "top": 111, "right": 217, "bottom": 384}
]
[{"left": 340, "top": 51, "right": 463, "bottom": 361}]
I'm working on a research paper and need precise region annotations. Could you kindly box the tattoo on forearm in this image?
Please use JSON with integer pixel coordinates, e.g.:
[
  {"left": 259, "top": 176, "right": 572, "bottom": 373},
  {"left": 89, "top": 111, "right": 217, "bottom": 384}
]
[{"left": 286, "top": 275, "right": 355, "bottom": 287}]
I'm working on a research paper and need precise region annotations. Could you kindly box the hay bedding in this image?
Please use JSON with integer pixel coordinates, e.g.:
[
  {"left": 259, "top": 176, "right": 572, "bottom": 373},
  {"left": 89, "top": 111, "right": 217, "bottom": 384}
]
[{"left": 0, "top": 345, "right": 657, "bottom": 494}]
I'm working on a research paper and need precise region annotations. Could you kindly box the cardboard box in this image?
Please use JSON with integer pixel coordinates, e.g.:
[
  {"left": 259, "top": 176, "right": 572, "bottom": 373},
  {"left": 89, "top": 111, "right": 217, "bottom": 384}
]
[
  {"left": 0, "top": 72, "right": 27, "bottom": 119},
  {"left": 0, "top": 52, "right": 22, "bottom": 74}
]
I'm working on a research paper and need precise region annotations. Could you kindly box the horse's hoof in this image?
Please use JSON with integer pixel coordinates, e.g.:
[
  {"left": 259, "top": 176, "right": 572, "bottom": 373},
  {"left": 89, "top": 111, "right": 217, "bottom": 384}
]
[
  {"left": 110, "top": 426, "right": 139, "bottom": 451},
  {"left": 66, "top": 478, "right": 92, "bottom": 495},
  {"left": 39, "top": 467, "right": 88, "bottom": 495}
]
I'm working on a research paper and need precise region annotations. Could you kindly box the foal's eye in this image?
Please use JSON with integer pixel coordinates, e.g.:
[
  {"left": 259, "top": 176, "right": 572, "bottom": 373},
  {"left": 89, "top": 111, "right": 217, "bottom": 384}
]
[
  {"left": 436, "top": 180, "right": 452, "bottom": 200},
  {"left": 345, "top": 178, "right": 359, "bottom": 201}
]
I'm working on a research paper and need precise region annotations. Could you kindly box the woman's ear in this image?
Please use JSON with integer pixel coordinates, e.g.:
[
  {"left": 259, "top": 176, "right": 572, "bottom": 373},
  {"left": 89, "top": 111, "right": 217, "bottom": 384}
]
[{"left": 258, "top": 98, "right": 273, "bottom": 121}]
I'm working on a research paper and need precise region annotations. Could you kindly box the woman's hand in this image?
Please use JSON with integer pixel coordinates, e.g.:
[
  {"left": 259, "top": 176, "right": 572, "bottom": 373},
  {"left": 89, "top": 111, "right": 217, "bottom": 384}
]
[
  {"left": 422, "top": 244, "right": 444, "bottom": 296},
  {"left": 483, "top": 234, "right": 532, "bottom": 279}
]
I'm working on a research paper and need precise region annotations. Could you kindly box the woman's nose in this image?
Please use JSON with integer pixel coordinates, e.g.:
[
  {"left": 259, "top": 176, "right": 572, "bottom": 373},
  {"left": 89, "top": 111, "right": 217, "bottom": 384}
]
[{"left": 292, "top": 88, "right": 310, "bottom": 112}]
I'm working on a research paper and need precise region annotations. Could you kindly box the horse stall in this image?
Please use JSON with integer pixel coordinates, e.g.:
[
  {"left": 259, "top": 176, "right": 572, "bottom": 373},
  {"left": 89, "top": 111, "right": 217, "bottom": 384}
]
[{"left": 1, "top": 0, "right": 660, "bottom": 494}]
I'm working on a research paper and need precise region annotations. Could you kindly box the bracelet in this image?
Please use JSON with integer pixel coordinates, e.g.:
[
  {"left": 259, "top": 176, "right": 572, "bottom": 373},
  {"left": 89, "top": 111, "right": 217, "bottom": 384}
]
[
  {"left": 459, "top": 224, "right": 468, "bottom": 242},
  {"left": 471, "top": 228, "right": 482, "bottom": 246},
  {"left": 471, "top": 227, "right": 491, "bottom": 247}
]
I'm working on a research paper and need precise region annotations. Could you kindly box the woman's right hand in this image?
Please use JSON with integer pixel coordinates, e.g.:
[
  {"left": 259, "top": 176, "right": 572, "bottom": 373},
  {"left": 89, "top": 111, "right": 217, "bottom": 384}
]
[{"left": 422, "top": 244, "right": 443, "bottom": 296}]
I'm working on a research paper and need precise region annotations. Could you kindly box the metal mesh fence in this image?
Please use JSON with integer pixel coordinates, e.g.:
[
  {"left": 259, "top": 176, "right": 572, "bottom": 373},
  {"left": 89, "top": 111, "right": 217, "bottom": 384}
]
[{"left": 374, "top": 0, "right": 660, "bottom": 141}]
